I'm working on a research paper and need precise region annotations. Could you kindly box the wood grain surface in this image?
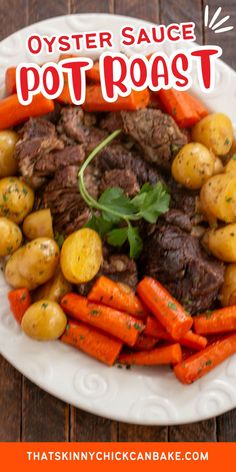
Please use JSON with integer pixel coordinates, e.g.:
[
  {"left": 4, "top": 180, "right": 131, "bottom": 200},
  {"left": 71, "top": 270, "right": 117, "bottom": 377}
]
[{"left": 0, "top": 0, "right": 235, "bottom": 442}]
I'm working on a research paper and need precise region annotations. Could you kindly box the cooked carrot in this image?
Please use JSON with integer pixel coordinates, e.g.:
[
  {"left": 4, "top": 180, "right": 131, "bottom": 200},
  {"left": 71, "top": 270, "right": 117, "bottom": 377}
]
[
  {"left": 118, "top": 343, "right": 182, "bottom": 365},
  {"left": 82, "top": 84, "right": 150, "bottom": 112},
  {"left": 174, "top": 333, "right": 236, "bottom": 384},
  {"left": 61, "top": 293, "right": 145, "bottom": 346},
  {"left": 57, "top": 78, "right": 73, "bottom": 105},
  {"left": 5, "top": 67, "right": 17, "bottom": 95},
  {"left": 144, "top": 315, "right": 207, "bottom": 350},
  {"left": 133, "top": 334, "right": 158, "bottom": 351},
  {"left": 144, "top": 315, "right": 171, "bottom": 340},
  {"left": 0, "top": 93, "right": 54, "bottom": 130},
  {"left": 137, "top": 277, "right": 193, "bottom": 340},
  {"left": 194, "top": 306, "right": 236, "bottom": 335},
  {"left": 86, "top": 61, "right": 100, "bottom": 83},
  {"left": 185, "top": 92, "right": 208, "bottom": 119},
  {"left": 157, "top": 88, "right": 207, "bottom": 128},
  {"left": 8, "top": 288, "right": 31, "bottom": 324},
  {"left": 60, "top": 320, "right": 122, "bottom": 366},
  {"left": 88, "top": 276, "right": 147, "bottom": 319}
]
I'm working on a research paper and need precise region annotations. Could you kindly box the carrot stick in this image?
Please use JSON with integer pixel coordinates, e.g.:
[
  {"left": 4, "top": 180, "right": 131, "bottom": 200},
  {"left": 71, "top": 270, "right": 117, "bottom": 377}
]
[
  {"left": 118, "top": 343, "right": 182, "bottom": 366},
  {"left": 8, "top": 288, "right": 31, "bottom": 324},
  {"left": 0, "top": 93, "right": 54, "bottom": 131},
  {"left": 133, "top": 334, "right": 158, "bottom": 351},
  {"left": 179, "top": 330, "right": 208, "bottom": 350},
  {"left": 174, "top": 333, "right": 236, "bottom": 384},
  {"left": 194, "top": 306, "right": 236, "bottom": 335},
  {"left": 137, "top": 277, "right": 193, "bottom": 340},
  {"left": 144, "top": 315, "right": 171, "bottom": 340},
  {"left": 157, "top": 89, "right": 206, "bottom": 128},
  {"left": 82, "top": 84, "right": 150, "bottom": 112},
  {"left": 88, "top": 276, "right": 147, "bottom": 319},
  {"left": 185, "top": 92, "right": 208, "bottom": 119},
  {"left": 60, "top": 320, "right": 122, "bottom": 366},
  {"left": 5, "top": 67, "right": 17, "bottom": 95},
  {"left": 61, "top": 293, "right": 145, "bottom": 346},
  {"left": 86, "top": 61, "right": 100, "bottom": 83},
  {"left": 144, "top": 315, "right": 207, "bottom": 350}
]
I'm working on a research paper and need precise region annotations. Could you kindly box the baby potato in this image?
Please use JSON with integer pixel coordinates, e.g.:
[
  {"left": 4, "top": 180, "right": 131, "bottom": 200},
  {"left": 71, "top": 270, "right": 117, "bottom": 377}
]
[
  {"left": 5, "top": 238, "right": 59, "bottom": 289},
  {"left": 213, "top": 157, "right": 224, "bottom": 175},
  {"left": 5, "top": 247, "right": 33, "bottom": 289},
  {"left": 202, "top": 223, "right": 236, "bottom": 262},
  {"left": 23, "top": 209, "right": 53, "bottom": 240},
  {"left": 21, "top": 300, "right": 67, "bottom": 341},
  {"left": 200, "top": 174, "right": 236, "bottom": 223},
  {"left": 171, "top": 142, "right": 215, "bottom": 189},
  {"left": 0, "top": 177, "right": 34, "bottom": 223},
  {"left": 225, "top": 157, "right": 236, "bottom": 176},
  {"left": 220, "top": 264, "right": 236, "bottom": 306},
  {"left": 33, "top": 268, "right": 72, "bottom": 302},
  {"left": 192, "top": 113, "right": 234, "bottom": 156},
  {"left": 0, "top": 131, "right": 19, "bottom": 178},
  {"left": 60, "top": 228, "right": 102, "bottom": 284},
  {"left": 0, "top": 217, "right": 22, "bottom": 256}
]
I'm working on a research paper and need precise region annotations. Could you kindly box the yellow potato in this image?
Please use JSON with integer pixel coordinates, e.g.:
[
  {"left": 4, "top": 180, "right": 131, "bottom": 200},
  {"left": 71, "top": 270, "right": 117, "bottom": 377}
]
[
  {"left": 220, "top": 264, "right": 236, "bottom": 306},
  {"left": 23, "top": 209, "right": 53, "bottom": 240},
  {"left": 200, "top": 174, "right": 236, "bottom": 223},
  {"left": 192, "top": 113, "right": 234, "bottom": 156},
  {"left": 4, "top": 247, "right": 33, "bottom": 289},
  {"left": 202, "top": 223, "right": 236, "bottom": 262},
  {"left": 0, "top": 217, "right": 22, "bottom": 256},
  {"left": 225, "top": 157, "right": 236, "bottom": 176},
  {"left": 60, "top": 228, "right": 102, "bottom": 283},
  {"left": 33, "top": 268, "right": 72, "bottom": 302},
  {"left": 0, "top": 131, "right": 18, "bottom": 178},
  {"left": 171, "top": 142, "right": 215, "bottom": 190},
  {"left": 5, "top": 238, "right": 59, "bottom": 289},
  {"left": 21, "top": 300, "right": 67, "bottom": 341},
  {"left": 213, "top": 157, "right": 224, "bottom": 175},
  {"left": 0, "top": 177, "right": 34, "bottom": 223}
]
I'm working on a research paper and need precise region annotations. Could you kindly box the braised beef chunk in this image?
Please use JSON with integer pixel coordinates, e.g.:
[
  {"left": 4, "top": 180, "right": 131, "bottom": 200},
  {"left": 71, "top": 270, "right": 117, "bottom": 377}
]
[
  {"left": 121, "top": 109, "right": 187, "bottom": 170},
  {"left": 98, "top": 144, "right": 166, "bottom": 186},
  {"left": 42, "top": 165, "right": 95, "bottom": 234},
  {"left": 100, "top": 112, "right": 123, "bottom": 133},
  {"left": 34, "top": 145, "right": 85, "bottom": 174},
  {"left": 15, "top": 118, "right": 64, "bottom": 188},
  {"left": 57, "top": 106, "right": 107, "bottom": 152},
  {"left": 163, "top": 209, "right": 192, "bottom": 233},
  {"left": 141, "top": 223, "right": 224, "bottom": 314},
  {"left": 99, "top": 169, "right": 140, "bottom": 197}
]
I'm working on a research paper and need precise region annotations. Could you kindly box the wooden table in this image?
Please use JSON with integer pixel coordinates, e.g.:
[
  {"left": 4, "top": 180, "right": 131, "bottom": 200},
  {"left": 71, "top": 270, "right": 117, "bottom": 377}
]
[{"left": 0, "top": 0, "right": 235, "bottom": 442}]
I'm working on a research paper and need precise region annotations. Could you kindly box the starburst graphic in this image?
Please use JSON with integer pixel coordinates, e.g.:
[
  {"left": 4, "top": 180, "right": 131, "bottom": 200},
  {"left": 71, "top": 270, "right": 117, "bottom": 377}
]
[{"left": 204, "top": 5, "right": 234, "bottom": 34}]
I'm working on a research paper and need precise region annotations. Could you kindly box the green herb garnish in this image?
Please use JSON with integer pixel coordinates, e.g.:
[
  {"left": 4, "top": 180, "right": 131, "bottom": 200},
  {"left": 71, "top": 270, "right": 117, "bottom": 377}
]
[
  {"left": 79, "top": 130, "right": 170, "bottom": 259},
  {"left": 54, "top": 231, "right": 65, "bottom": 249}
]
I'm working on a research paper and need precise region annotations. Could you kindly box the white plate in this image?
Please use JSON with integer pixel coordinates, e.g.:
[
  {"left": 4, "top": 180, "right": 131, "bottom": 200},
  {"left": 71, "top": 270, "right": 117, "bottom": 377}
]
[{"left": 0, "top": 14, "right": 236, "bottom": 425}]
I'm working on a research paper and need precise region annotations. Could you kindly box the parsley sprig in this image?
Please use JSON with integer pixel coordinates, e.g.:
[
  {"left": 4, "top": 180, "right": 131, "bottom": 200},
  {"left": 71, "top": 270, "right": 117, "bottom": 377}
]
[{"left": 78, "top": 130, "right": 170, "bottom": 259}]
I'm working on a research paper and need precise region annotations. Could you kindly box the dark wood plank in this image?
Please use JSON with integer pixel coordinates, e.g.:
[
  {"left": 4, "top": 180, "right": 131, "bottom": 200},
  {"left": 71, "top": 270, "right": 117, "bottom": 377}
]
[
  {"left": 118, "top": 423, "right": 168, "bottom": 442},
  {"left": 115, "top": 0, "right": 159, "bottom": 23},
  {"left": 203, "top": 0, "right": 236, "bottom": 69},
  {"left": 169, "top": 419, "right": 217, "bottom": 442},
  {"left": 21, "top": 377, "right": 69, "bottom": 441},
  {"left": 28, "top": 0, "right": 69, "bottom": 23},
  {"left": 160, "top": 0, "right": 203, "bottom": 43},
  {"left": 70, "top": 408, "right": 118, "bottom": 441},
  {"left": 0, "top": 0, "right": 27, "bottom": 40},
  {"left": 217, "top": 410, "right": 236, "bottom": 441},
  {"left": 71, "top": 0, "right": 113, "bottom": 14},
  {"left": 0, "top": 356, "right": 22, "bottom": 441}
]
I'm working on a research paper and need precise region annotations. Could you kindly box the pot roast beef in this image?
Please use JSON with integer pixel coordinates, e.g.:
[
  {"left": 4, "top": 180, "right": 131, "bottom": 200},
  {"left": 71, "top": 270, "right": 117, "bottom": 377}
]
[
  {"left": 141, "top": 223, "right": 224, "bottom": 314},
  {"left": 15, "top": 118, "right": 64, "bottom": 188},
  {"left": 121, "top": 109, "right": 187, "bottom": 170}
]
